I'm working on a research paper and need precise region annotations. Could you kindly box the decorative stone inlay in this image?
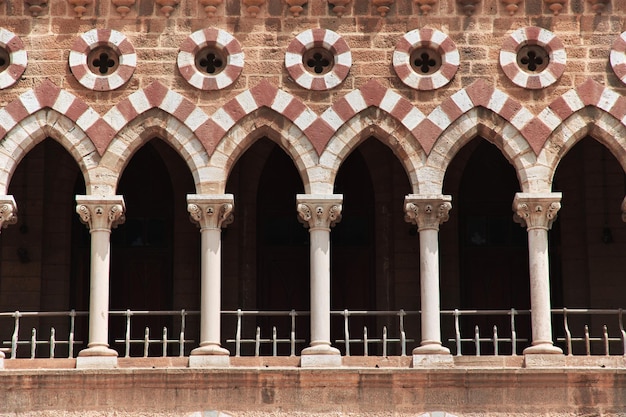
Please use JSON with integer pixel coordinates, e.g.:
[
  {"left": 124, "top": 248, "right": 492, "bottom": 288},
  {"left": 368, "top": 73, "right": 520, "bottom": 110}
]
[
  {"left": 458, "top": 0, "right": 480, "bottom": 15},
  {"left": 545, "top": 0, "right": 565, "bottom": 15},
  {"left": 0, "top": 29, "right": 27, "bottom": 90},
  {"left": 328, "top": 0, "right": 350, "bottom": 16},
  {"left": 155, "top": 0, "right": 179, "bottom": 16},
  {"left": 200, "top": 0, "right": 222, "bottom": 16},
  {"left": 499, "top": 27, "right": 566, "bottom": 90},
  {"left": 502, "top": 0, "right": 522, "bottom": 15},
  {"left": 285, "top": 29, "right": 351, "bottom": 91},
  {"left": 177, "top": 28, "right": 244, "bottom": 91},
  {"left": 69, "top": 29, "right": 136, "bottom": 91},
  {"left": 393, "top": 28, "right": 459, "bottom": 91},
  {"left": 243, "top": 0, "right": 265, "bottom": 17},
  {"left": 372, "top": 0, "right": 394, "bottom": 16},
  {"left": 513, "top": 193, "right": 561, "bottom": 231},
  {"left": 0, "top": 196, "right": 17, "bottom": 230},
  {"left": 286, "top": 0, "right": 307, "bottom": 16},
  {"left": 610, "top": 32, "right": 626, "bottom": 86},
  {"left": 587, "top": 0, "right": 607, "bottom": 13},
  {"left": 76, "top": 196, "right": 126, "bottom": 231},
  {"left": 414, "top": 0, "right": 436, "bottom": 14},
  {"left": 404, "top": 195, "right": 452, "bottom": 231},
  {"left": 24, "top": 0, "right": 47, "bottom": 16},
  {"left": 297, "top": 196, "right": 342, "bottom": 230},
  {"left": 68, "top": 0, "right": 92, "bottom": 17},
  {"left": 111, "top": 0, "right": 135, "bottom": 17},
  {"left": 187, "top": 196, "right": 234, "bottom": 230}
]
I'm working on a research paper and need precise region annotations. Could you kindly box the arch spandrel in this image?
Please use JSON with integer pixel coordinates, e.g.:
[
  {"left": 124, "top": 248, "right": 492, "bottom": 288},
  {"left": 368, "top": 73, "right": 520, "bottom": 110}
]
[
  {"left": 539, "top": 107, "right": 626, "bottom": 188},
  {"left": 319, "top": 107, "right": 426, "bottom": 195},
  {"left": 0, "top": 110, "right": 99, "bottom": 195},
  {"left": 206, "top": 108, "right": 317, "bottom": 194},
  {"left": 98, "top": 108, "right": 207, "bottom": 194},
  {"left": 424, "top": 108, "right": 536, "bottom": 194}
]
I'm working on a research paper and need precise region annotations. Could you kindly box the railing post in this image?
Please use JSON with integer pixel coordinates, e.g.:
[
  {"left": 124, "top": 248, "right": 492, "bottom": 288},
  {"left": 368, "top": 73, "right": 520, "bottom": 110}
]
[
  {"left": 618, "top": 308, "right": 626, "bottom": 356},
  {"left": 474, "top": 325, "right": 480, "bottom": 357},
  {"left": 124, "top": 309, "right": 132, "bottom": 358},
  {"left": 454, "top": 309, "right": 461, "bottom": 356},
  {"left": 144, "top": 327, "right": 150, "bottom": 358},
  {"left": 179, "top": 309, "right": 186, "bottom": 358},
  {"left": 493, "top": 326, "right": 498, "bottom": 356},
  {"left": 563, "top": 308, "right": 572, "bottom": 356},
  {"left": 290, "top": 310, "right": 296, "bottom": 357},
  {"left": 235, "top": 309, "right": 242, "bottom": 357},
  {"left": 30, "top": 328, "right": 37, "bottom": 359},
  {"left": 162, "top": 327, "right": 168, "bottom": 357},
  {"left": 363, "top": 327, "right": 368, "bottom": 356},
  {"left": 50, "top": 327, "right": 56, "bottom": 358},
  {"left": 11, "top": 311, "right": 20, "bottom": 359},
  {"left": 343, "top": 309, "right": 350, "bottom": 357},
  {"left": 510, "top": 309, "right": 517, "bottom": 356},
  {"left": 399, "top": 309, "right": 407, "bottom": 357},
  {"left": 255, "top": 327, "right": 261, "bottom": 357},
  {"left": 69, "top": 310, "right": 76, "bottom": 359}
]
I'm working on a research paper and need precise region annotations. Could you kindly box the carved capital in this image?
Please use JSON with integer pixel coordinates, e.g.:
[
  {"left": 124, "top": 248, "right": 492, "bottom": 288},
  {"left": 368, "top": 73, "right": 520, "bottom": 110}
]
[
  {"left": 513, "top": 192, "right": 562, "bottom": 231},
  {"left": 0, "top": 196, "right": 18, "bottom": 231},
  {"left": 187, "top": 194, "right": 234, "bottom": 230},
  {"left": 75, "top": 196, "right": 126, "bottom": 231},
  {"left": 296, "top": 194, "right": 343, "bottom": 230},
  {"left": 404, "top": 194, "right": 452, "bottom": 231}
]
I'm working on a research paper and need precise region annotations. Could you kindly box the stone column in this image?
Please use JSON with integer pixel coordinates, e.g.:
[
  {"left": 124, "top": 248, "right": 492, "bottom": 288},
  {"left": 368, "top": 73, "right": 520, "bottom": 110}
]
[
  {"left": 297, "top": 194, "right": 342, "bottom": 367},
  {"left": 513, "top": 192, "right": 563, "bottom": 355},
  {"left": 75, "top": 196, "right": 125, "bottom": 368},
  {"left": 187, "top": 194, "right": 234, "bottom": 367},
  {"left": 404, "top": 195, "right": 452, "bottom": 361},
  {"left": 0, "top": 196, "right": 17, "bottom": 366}
]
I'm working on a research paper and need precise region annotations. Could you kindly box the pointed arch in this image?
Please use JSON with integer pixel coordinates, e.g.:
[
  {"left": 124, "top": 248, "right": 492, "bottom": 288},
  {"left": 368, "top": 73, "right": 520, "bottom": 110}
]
[
  {"left": 99, "top": 108, "right": 208, "bottom": 194},
  {"left": 207, "top": 107, "right": 318, "bottom": 194},
  {"left": 422, "top": 107, "right": 536, "bottom": 194},
  {"left": 0, "top": 109, "right": 99, "bottom": 194},
  {"left": 103, "top": 81, "right": 213, "bottom": 154},
  {"left": 0, "top": 80, "right": 113, "bottom": 156},
  {"left": 319, "top": 106, "right": 426, "bottom": 194},
  {"left": 539, "top": 107, "right": 626, "bottom": 187}
]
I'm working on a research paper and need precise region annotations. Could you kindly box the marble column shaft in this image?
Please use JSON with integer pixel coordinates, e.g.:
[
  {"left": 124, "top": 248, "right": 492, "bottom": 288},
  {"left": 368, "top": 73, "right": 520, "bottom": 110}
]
[
  {"left": 404, "top": 195, "right": 451, "bottom": 355},
  {"left": 75, "top": 195, "right": 125, "bottom": 357}
]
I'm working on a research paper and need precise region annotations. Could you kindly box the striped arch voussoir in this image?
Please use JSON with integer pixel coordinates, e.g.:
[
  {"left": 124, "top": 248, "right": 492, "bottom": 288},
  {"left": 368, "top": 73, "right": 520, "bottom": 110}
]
[{"left": 0, "top": 80, "right": 112, "bottom": 155}]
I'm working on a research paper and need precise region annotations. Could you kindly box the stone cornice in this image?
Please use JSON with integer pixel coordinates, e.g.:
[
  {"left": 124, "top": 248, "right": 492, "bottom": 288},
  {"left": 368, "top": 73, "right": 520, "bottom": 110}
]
[
  {"left": 404, "top": 194, "right": 452, "bottom": 231},
  {"left": 187, "top": 194, "right": 234, "bottom": 230},
  {"left": 75, "top": 195, "right": 126, "bottom": 231},
  {"left": 296, "top": 194, "right": 343, "bottom": 230},
  {"left": 513, "top": 192, "right": 562, "bottom": 231}
]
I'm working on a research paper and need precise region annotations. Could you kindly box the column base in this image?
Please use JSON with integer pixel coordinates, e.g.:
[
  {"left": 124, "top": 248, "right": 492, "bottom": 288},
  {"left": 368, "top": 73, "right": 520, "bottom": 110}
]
[
  {"left": 189, "top": 355, "right": 230, "bottom": 368},
  {"left": 190, "top": 343, "right": 230, "bottom": 356},
  {"left": 523, "top": 343, "right": 563, "bottom": 355},
  {"left": 76, "top": 345, "right": 118, "bottom": 369},
  {"left": 524, "top": 354, "right": 566, "bottom": 368},
  {"left": 76, "top": 356, "right": 118, "bottom": 369},
  {"left": 301, "top": 343, "right": 341, "bottom": 367},
  {"left": 413, "top": 354, "right": 454, "bottom": 367},
  {"left": 412, "top": 342, "right": 450, "bottom": 355}
]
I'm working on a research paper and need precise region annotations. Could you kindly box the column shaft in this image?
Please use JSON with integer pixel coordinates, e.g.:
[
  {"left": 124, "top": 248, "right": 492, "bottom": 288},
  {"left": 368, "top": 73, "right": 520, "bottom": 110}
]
[
  {"left": 297, "top": 194, "right": 342, "bottom": 358},
  {"left": 75, "top": 196, "right": 125, "bottom": 359},
  {"left": 405, "top": 195, "right": 452, "bottom": 355},
  {"left": 187, "top": 194, "right": 233, "bottom": 358},
  {"left": 309, "top": 227, "right": 331, "bottom": 347},
  {"left": 513, "top": 192, "right": 562, "bottom": 355}
]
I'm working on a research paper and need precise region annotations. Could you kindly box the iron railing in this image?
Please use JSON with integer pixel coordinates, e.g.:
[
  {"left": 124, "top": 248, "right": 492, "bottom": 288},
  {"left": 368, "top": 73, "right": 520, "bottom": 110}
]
[{"left": 1, "top": 308, "right": 625, "bottom": 359}]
